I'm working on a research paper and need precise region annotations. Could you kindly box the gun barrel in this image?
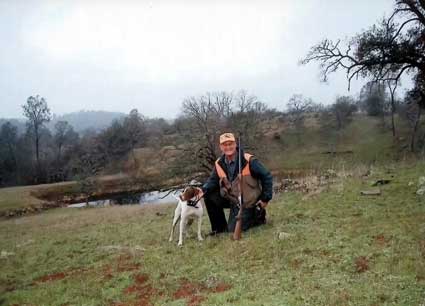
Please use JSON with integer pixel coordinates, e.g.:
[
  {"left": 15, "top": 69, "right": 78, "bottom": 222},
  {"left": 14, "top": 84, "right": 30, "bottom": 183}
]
[{"left": 233, "top": 134, "right": 243, "bottom": 241}]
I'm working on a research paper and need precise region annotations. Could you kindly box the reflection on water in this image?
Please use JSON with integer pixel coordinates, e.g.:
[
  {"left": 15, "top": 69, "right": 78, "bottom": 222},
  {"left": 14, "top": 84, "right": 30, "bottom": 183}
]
[
  {"left": 67, "top": 189, "right": 181, "bottom": 208},
  {"left": 139, "top": 190, "right": 181, "bottom": 205},
  {"left": 68, "top": 199, "right": 113, "bottom": 208}
]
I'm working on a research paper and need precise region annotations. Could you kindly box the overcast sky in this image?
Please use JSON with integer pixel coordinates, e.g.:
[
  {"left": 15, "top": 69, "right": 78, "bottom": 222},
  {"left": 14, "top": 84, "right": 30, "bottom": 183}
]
[{"left": 0, "top": 0, "right": 397, "bottom": 119}]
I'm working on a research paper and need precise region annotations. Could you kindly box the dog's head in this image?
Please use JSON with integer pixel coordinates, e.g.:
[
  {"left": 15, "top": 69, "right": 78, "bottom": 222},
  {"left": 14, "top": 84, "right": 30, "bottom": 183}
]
[{"left": 179, "top": 186, "right": 199, "bottom": 201}]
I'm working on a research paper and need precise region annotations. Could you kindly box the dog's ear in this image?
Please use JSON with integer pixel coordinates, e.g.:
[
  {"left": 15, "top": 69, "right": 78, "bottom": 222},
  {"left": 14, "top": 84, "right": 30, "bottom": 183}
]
[
  {"left": 188, "top": 187, "right": 196, "bottom": 199},
  {"left": 180, "top": 187, "right": 189, "bottom": 201}
]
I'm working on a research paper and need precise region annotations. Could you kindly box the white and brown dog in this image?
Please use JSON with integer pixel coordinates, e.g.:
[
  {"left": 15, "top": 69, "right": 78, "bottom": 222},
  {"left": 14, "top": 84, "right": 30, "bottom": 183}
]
[{"left": 169, "top": 186, "right": 204, "bottom": 246}]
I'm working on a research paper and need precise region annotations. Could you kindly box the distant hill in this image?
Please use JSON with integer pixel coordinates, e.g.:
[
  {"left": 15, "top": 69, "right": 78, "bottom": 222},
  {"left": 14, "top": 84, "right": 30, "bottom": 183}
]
[
  {"left": 0, "top": 111, "right": 126, "bottom": 135},
  {"left": 50, "top": 110, "right": 126, "bottom": 133}
]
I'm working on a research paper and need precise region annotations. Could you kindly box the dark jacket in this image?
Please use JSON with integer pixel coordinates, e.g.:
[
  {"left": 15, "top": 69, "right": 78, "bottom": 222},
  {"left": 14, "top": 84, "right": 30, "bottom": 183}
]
[{"left": 202, "top": 149, "right": 273, "bottom": 203}]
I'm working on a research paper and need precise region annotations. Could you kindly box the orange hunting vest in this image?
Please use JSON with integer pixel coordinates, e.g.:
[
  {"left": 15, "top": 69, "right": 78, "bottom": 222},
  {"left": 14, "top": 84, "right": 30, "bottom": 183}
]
[{"left": 215, "top": 153, "right": 262, "bottom": 208}]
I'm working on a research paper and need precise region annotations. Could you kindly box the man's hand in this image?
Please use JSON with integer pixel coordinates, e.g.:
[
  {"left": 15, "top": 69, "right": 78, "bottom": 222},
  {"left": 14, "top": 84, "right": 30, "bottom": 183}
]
[{"left": 258, "top": 200, "right": 268, "bottom": 209}]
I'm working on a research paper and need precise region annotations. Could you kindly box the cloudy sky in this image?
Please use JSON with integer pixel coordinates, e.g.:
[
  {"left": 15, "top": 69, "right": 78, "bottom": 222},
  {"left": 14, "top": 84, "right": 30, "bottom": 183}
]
[{"left": 0, "top": 0, "right": 396, "bottom": 119}]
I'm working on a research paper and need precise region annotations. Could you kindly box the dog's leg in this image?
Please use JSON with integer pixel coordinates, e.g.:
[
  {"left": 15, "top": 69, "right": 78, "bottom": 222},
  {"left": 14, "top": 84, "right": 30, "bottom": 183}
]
[
  {"left": 178, "top": 215, "right": 187, "bottom": 246},
  {"left": 197, "top": 215, "right": 203, "bottom": 241},
  {"left": 169, "top": 215, "right": 180, "bottom": 242},
  {"left": 169, "top": 204, "right": 181, "bottom": 242}
]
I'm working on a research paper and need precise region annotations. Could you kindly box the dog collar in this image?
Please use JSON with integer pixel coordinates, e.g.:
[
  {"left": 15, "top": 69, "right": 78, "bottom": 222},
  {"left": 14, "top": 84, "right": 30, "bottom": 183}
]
[{"left": 187, "top": 196, "right": 202, "bottom": 208}]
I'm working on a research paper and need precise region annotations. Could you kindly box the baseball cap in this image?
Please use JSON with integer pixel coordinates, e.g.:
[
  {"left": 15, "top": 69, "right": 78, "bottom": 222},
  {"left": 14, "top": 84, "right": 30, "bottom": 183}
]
[{"left": 219, "top": 132, "right": 236, "bottom": 144}]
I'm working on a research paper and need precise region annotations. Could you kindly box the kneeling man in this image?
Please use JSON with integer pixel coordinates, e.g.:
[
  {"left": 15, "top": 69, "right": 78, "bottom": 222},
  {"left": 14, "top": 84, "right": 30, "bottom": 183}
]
[{"left": 200, "top": 132, "right": 273, "bottom": 235}]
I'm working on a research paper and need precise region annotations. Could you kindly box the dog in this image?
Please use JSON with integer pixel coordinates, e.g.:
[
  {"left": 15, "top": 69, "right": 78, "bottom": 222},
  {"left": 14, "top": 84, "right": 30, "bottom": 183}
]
[{"left": 169, "top": 186, "right": 204, "bottom": 246}]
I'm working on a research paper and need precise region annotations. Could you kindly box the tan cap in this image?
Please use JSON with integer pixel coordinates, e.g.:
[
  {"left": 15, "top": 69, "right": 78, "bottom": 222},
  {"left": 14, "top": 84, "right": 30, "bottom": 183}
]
[{"left": 219, "top": 132, "right": 236, "bottom": 144}]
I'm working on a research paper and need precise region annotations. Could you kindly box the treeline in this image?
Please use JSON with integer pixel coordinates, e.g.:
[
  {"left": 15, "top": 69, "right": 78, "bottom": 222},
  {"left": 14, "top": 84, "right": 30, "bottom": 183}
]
[
  {"left": 0, "top": 83, "right": 424, "bottom": 187},
  {"left": 302, "top": 0, "right": 425, "bottom": 149},
  {"left": 0, "top": 96, "right": 173, "bottom": 187}
]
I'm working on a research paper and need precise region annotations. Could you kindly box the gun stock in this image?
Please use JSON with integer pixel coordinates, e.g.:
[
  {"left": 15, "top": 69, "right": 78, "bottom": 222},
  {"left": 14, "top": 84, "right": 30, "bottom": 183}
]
[{"left": 233, "top": 216, "right": 242, "bottom": 240}]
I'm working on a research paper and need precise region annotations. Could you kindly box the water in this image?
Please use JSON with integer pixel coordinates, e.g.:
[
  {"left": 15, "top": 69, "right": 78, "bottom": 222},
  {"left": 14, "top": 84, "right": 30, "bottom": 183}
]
[
  {"left": 68, "top": 199, "right": 113, "bottom": 208},
  {"left": 67, "top": 189, "right": 181, "bottom": 208},
  {"left": 139, "top": 190, "right": 181, "bottom": 205}
]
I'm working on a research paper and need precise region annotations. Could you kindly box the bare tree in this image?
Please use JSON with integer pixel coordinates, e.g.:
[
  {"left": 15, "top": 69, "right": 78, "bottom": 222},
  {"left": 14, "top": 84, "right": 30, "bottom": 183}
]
[
  {"left": 286, "top": 94, "right": 313, "bottom": 143},
  {"left": 0, "top": 122, "right": 18, "bottom": 166},
  {"left": 231, "top": 90, "right": 268, "bottom": 150},
  {"left": 22, "top": 95, "right": 52, "bottom": 180},
  {"left": 123, "top": 109, "right": 145, "bottom": 167},
  {"left": 332, "top": 96, "right": 358, "bottom": 130},
  {"left": 182, "top": 91, "right": 233, "bottom": 172},
  {"left": 99, "top": 120, "right": 132, "bottom": 164},
  {"left": 359, "top": 82, "right": 388, "bottom": 117},
  {"left": 54, "top": 121, "right": 78, "bottom": 162},
  {"left": 301, "top": 0, "right": 425, "bottom": 110},
  {"left": 0, "top": 122, "right": 18, "bottom": 185}
]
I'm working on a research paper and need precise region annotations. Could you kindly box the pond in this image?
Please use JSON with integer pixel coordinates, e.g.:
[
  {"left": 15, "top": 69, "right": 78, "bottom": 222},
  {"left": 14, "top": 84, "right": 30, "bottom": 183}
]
[{"left": 67, "top": 189, "right": 181, "bottom": 208}]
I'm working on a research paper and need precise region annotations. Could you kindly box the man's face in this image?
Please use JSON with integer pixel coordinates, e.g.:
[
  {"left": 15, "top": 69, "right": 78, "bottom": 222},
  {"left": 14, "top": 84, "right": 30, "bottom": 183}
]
[{"left": 220, "top": 141, "right": 237, "bottom": 157}]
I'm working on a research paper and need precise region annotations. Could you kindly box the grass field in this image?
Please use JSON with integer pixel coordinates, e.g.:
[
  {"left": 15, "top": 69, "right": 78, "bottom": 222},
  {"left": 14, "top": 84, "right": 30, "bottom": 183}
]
[
  {"left": 265, "top": 115, "right": 416, "bottom": 174},
  {"left": 1, "top": 162, "right": 424, "bottom": 306},
  {"left": 0, "top": 174, "right": 155, "bottom": 217}
]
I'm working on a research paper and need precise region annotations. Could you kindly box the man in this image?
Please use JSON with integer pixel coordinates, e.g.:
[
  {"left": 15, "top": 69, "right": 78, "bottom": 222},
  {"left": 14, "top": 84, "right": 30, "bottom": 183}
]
[{"left": 199, "top": 132, "right": 273, "bottom": 235}]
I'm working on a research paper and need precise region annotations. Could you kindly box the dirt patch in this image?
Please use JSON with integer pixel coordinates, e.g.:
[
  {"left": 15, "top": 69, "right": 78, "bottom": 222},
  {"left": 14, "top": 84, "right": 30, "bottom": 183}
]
[
  {"left": 354, "top": 256, "right": 369, "bottom": 273},
  {"left": 416, "top": 274, "right": 425, "bottom": 282},
  {"left": 2, "top": 279, "right": 17, "bottom": 292},
  {"left": 187, "top": 296, "right": 207, "bottom": 306},
  {"left": 33, "top": 254, "right": 141, "bottom": 286},
  {"left": 173, "top": 281, "right": 206, "bottom": 306},
  {"left": 117, "top": 262, "right": 142, "bottom": 272},
  {"left": 32, "top": 266, "right": 98, "bottom": 285},
  {"left": 173, "top": 279, "right": 232, "bottom": 306},
  {"left": 211, "top": 282, "right": 232, "bottom": 293},
  {"left": 116, "top": 254, "right": 142, "bottom": 272},
  {"left": 290, "top": 258, "right": 303, "bottom": 269},
  {"left": 173, "top": 280, "right": 205, "bottom": 300},
  {"left": 103, "top": 271, "right": 114, "bottom": 280},
  {"left": 34, "top": 272, "right": 66, "bottom": 283},
  {"left": 123, "top": 274, "right": 158, "bottom": 306},
  {"left": 419, "top": 240, "right": 425, "bottom": 257},
  {"left": 374, "top": 234, "right": 390, "bottom": 246},
  {"left": 134, "top": 274, "right": 149, "bottom": 285}
]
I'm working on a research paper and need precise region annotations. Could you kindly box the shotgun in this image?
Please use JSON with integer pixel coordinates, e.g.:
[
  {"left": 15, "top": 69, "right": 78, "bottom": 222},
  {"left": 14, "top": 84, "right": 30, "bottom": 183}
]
[{"left": 233, "top": 133, "right": 243, "bottom": 240}]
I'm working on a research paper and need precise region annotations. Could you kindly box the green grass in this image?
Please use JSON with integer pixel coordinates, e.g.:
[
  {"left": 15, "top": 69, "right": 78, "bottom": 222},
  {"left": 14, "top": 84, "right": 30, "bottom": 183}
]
[
  {"left": 1, "top": 162, "right": 425, "bottom": 305},
  {"left": 268, "top": 115, "right": 409, "bottom": 174},
  {"left": 0, "top": 180, "right": 84, "bottom": 213},
  {"left": 0, "top": 174, "right": 153, "bottom": 216},
  {"left": 0, "top": 185, "right": 46, "bottom": 211}
]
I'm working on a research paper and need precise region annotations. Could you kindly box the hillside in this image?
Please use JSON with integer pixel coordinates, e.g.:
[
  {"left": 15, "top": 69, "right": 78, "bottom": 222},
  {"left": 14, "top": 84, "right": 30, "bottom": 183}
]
[
  {"left": 0, "top": 110, "right": 126, "bottom": 135},
  {"left": 0, "top": 114, "right": 417, "bottom": 218},
  {"left": 264, "top": 114, "right": 410, "bottom": 174},
  {"left": 125, "top": 114, "right": 414, "bottom": 180},
  {"left": 50, "top": 110, "right": 126, "bottom": 133},
  {"left": 1, "top": 162, "right": 424, "bottom": 305}
]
